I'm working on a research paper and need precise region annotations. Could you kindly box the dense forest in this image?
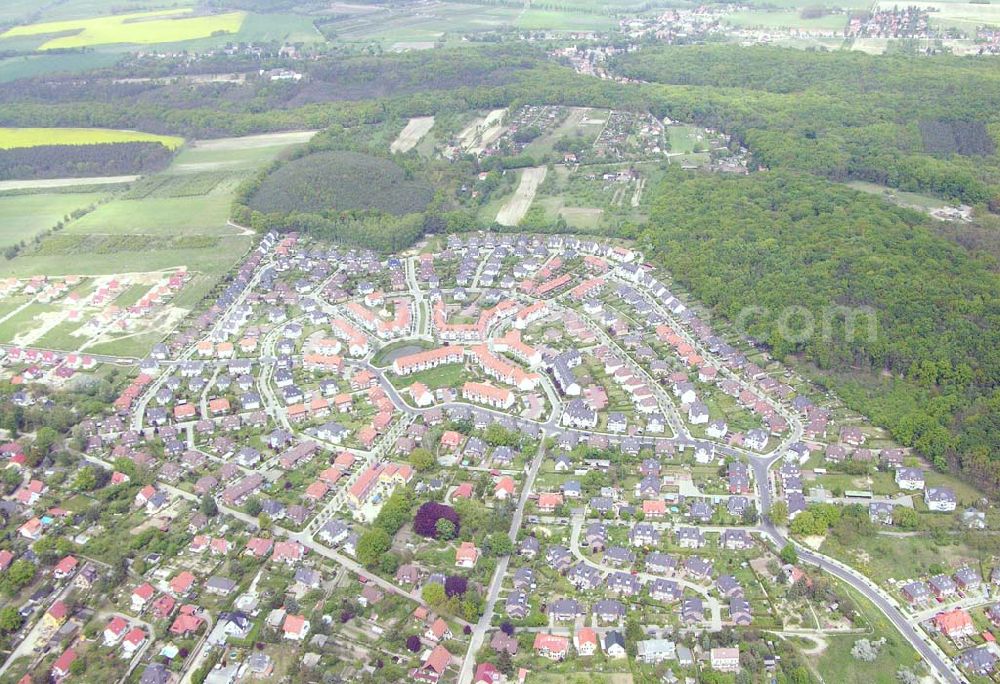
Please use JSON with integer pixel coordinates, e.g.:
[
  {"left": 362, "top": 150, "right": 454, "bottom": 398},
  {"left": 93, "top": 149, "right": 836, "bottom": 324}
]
[
  {"left": 0, "top": 141, "right": 174, "bottom": 180},
  {"left": 611, "top": 46, "right": 1000, "bottom": 205},
  {"left": 640, "top": 169, "right": 1000, "bottom": 493},
  {"left": 3, "top": 44, "right": 999, "bottom": 207},
  {"left": 248, "top": 151, "right": 434, "bottom": 216}
]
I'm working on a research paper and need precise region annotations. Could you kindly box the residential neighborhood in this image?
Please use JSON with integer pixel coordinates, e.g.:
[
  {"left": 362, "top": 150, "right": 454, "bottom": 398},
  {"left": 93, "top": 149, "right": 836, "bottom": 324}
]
[{"left": 0, "top": 231, "right": 989, "bottom": 684}]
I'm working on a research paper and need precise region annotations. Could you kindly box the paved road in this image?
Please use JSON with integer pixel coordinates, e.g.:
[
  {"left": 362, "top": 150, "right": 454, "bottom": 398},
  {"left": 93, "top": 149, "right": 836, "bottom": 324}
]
[
  {"left": 751, "top": 453, "right": 963, "bottom": 684},
  {"left": 566, "top": 515, "right": 722, "bottom": 631},
  {"left": 456, "top": 429, "right": 551, "bottom": 684}
]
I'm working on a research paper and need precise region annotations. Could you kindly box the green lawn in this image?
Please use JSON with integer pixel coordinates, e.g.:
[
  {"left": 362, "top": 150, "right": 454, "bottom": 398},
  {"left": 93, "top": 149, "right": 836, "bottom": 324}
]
[
  {"left": 390, "top": 363, "right": 469, "bottom": 391},
  {"left": 0, "top": 191, "right": 105, "bottom": 250},
  {"left": 0, "top": 301, "right": 57, "bottom": 342},
  {"left": 814, "top": 585, "right": 923, "bottom": 684},
  {"left": 820, "top": 530, "right": 980, "bottom": 585},
  {"left": 725, "top": 9, "right": 849, "bottom": 30},
  {"left": 0, "top": 51, "right": 120, "bottom": 82},
  {"left": 64, "top": 194, "right": 236, "bottom": 238},
  {"left": 167, "top": 132, "right": 315, "bottom": 174},
  {"left": 0, "top": 234, "right": 251, "bottom": 278},
  {"left": 666, "top": 125, "right": 704, "bottom": 155},
  {"left": 34, "top": 321, "right": 86, "bottom": 350}
]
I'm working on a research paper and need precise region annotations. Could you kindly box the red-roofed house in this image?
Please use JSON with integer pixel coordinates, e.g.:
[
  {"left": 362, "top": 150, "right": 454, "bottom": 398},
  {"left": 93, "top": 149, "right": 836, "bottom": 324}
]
[
  {"left": 132, "top": 583, "right": 155, "bottom": 611},
  {"left": 152, "top": 594, "right": 175, "bottom": 619},
  {"left": 642, "top": 499, "right": 667, "bottom": 518},
  {"left": 538, "top": 493, "right": 563, "bottom": 512},
  {"left": 170, "top": 613, "right": 203, "bottom": 636},
  {"left": 245, "top": 537, "right": 273, "bottom": 558},
  {"left": 122, "top": 627, "right": 147, "bottom": 656},
  {"left": 574, "top": 627, "right": 598, "bottom": 656},
  {"left": 15, "top": 479, "right": 46, "bottom": 506},
  {"left": 495, "top": 476, "right": 515, "bottom": 500},
  {"left": 272, "top": 541, "right": 305, "bottom": 565},
  {"left": 283, "top": 614, "right": 310, "bottom": 640},
  {"left": 934, "top": 609, "right": 975, "bottom": 640},
  {"left": 425, "top": 617, "right": 453, "bottom": 642},
  {"left": 452, "top": 482, "right": 474, "bottom": 500},
  {"left": 52, "top": 648, "right": 77, "bottom": 680},
  {"left": 534, "top": 633, "right": 569, "bottom": 660},
  {"left": 169, "top": 571, "right": 196, "bottom": 595},
  {"left": 475, "top": 662, "right": 503, "bottom": 684},
  {"left": 440, "top": 431, "right": 463, "bottom": 450},
  {"left": 456, "top": 542, "right": 479, "bottom": 568},
  {"left": 103, "top": 616, "right": 129, "bottom": 645},
  {"left": 53, "top": 555, "right": 78, "bottom": 579},
  {"left": 412, "top": 644, "right": 452, "bottom": 683}
]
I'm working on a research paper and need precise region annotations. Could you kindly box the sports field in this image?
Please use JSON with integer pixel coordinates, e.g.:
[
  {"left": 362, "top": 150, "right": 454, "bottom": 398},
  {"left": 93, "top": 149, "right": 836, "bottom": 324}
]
[
  {"left": 0, "top": 128, "right": 183, "bottom": 150},
  {"left": 0, "top": 9, "right": 245, "bottom": 50}
]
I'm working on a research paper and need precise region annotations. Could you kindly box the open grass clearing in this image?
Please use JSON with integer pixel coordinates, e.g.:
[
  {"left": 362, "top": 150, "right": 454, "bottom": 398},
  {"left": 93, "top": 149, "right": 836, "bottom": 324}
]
[
  {"left": 0, "top": 127, "right": 182, "bottom": 150},
  {"left": 514, "top": 9, "right": 618, "bottom": 31},
  {"left": 167, "top": 131, "right": 315, "bottom": 173},
  {"left": 0, "top": 51, "right": 120, "bottom": 83},
  {"left": 388, "top": 363, "right": 468, "bottom": 392},
  {"left": 496, "top": 166, "right": 546, "bottom": 227},
  {"left": 458, "top": 108, "right": 507, "bottom": 154},
  {"left": 0, "top": 234, "right": 251, "bottom": 278},
  {"left": 0, "top": 0, "right": 198, "bottom": 25},
  {"left": 0, "top": 176, "right": 138, "bottom": 192},
  {"left": 875, "top": 0, "right": 1000, "bottom": 29},
  {"left": 64, "top": 194, "right": 237, "bottom": 238},
  {"left": 813, "top": 585, "right": 922, "bottom": 684},
  {"left": 724, "top": 8, "right": 849, "bottom": 30},
  {"left": 0, "top": 191, "right": 105, "bottom": 250},
  {"left": 1, "top": 9, "right": 246, "bottom": 50},
  {"left": 845, "top": 180, "right": 961, "bottom": 214},
  {"left": 390, "top": 117, "right": 435, "bottom": 154}
]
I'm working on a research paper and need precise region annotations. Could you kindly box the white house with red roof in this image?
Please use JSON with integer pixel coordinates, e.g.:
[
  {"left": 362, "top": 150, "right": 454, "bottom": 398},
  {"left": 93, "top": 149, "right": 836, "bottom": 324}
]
[
  {"left": 104, "top": 616, "right": 129, "bottom": 645},
  {"left": 283, "top": 613, "right": 310, "bottom": 640}
]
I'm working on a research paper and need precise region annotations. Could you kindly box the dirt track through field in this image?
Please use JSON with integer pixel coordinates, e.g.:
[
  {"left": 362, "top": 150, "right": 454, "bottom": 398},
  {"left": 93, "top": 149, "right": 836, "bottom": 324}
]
[
  {"left": 496, "top": 166, "right": 546, "bottom": 226},
  {"left": 390, "top": 116, "right": 435, "bottom": 154}
]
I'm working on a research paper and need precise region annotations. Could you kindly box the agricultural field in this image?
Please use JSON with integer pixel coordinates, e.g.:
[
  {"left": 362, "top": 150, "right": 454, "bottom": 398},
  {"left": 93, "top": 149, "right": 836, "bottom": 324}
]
[
  {"left": 0, "top": 9, "right": 246, "bottom": 50},
  {"left": 0, "top": 128, "right": 183, "bottom": 150},
  {"left": 723, "top": 8, "right": 849, "bottom": 31},
  {"left": 0, "top": 0, "right": 199, "bottom": 25},
  {"left": 0, "top": 191, "right": 105, "bottom": 250},
  {"left": 496, "top": 166, "right": 546, "bottom": 226},
  {"left": 0, "top": 129, "right": 315, "bottom": 357},
  {"left": 0, "top": 176, "right": 137, "bottom": 192},
  {"left": 390, "top": 116, "right": 436, "bottom": 154},
  {"left": 874, "top": 0, "right": 1000, "bottom": 30},
  {"left": 167, "top": 131, "right": 316, "bottom": 174},
  {"left": 0, "top": 51, "right": 120, "bottom": 83},
  {"left": 458, "top": 109, "right": 508, "bottom": 155}
]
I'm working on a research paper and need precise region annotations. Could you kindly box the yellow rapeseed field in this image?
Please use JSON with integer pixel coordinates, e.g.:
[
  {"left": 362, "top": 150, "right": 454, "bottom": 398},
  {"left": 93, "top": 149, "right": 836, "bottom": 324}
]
[
  {"left": 0, "top": 9, "right": 245, "bottom": 50},
  {"left": 0, "top": 128, "right": 184, "bottom": 150}
]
